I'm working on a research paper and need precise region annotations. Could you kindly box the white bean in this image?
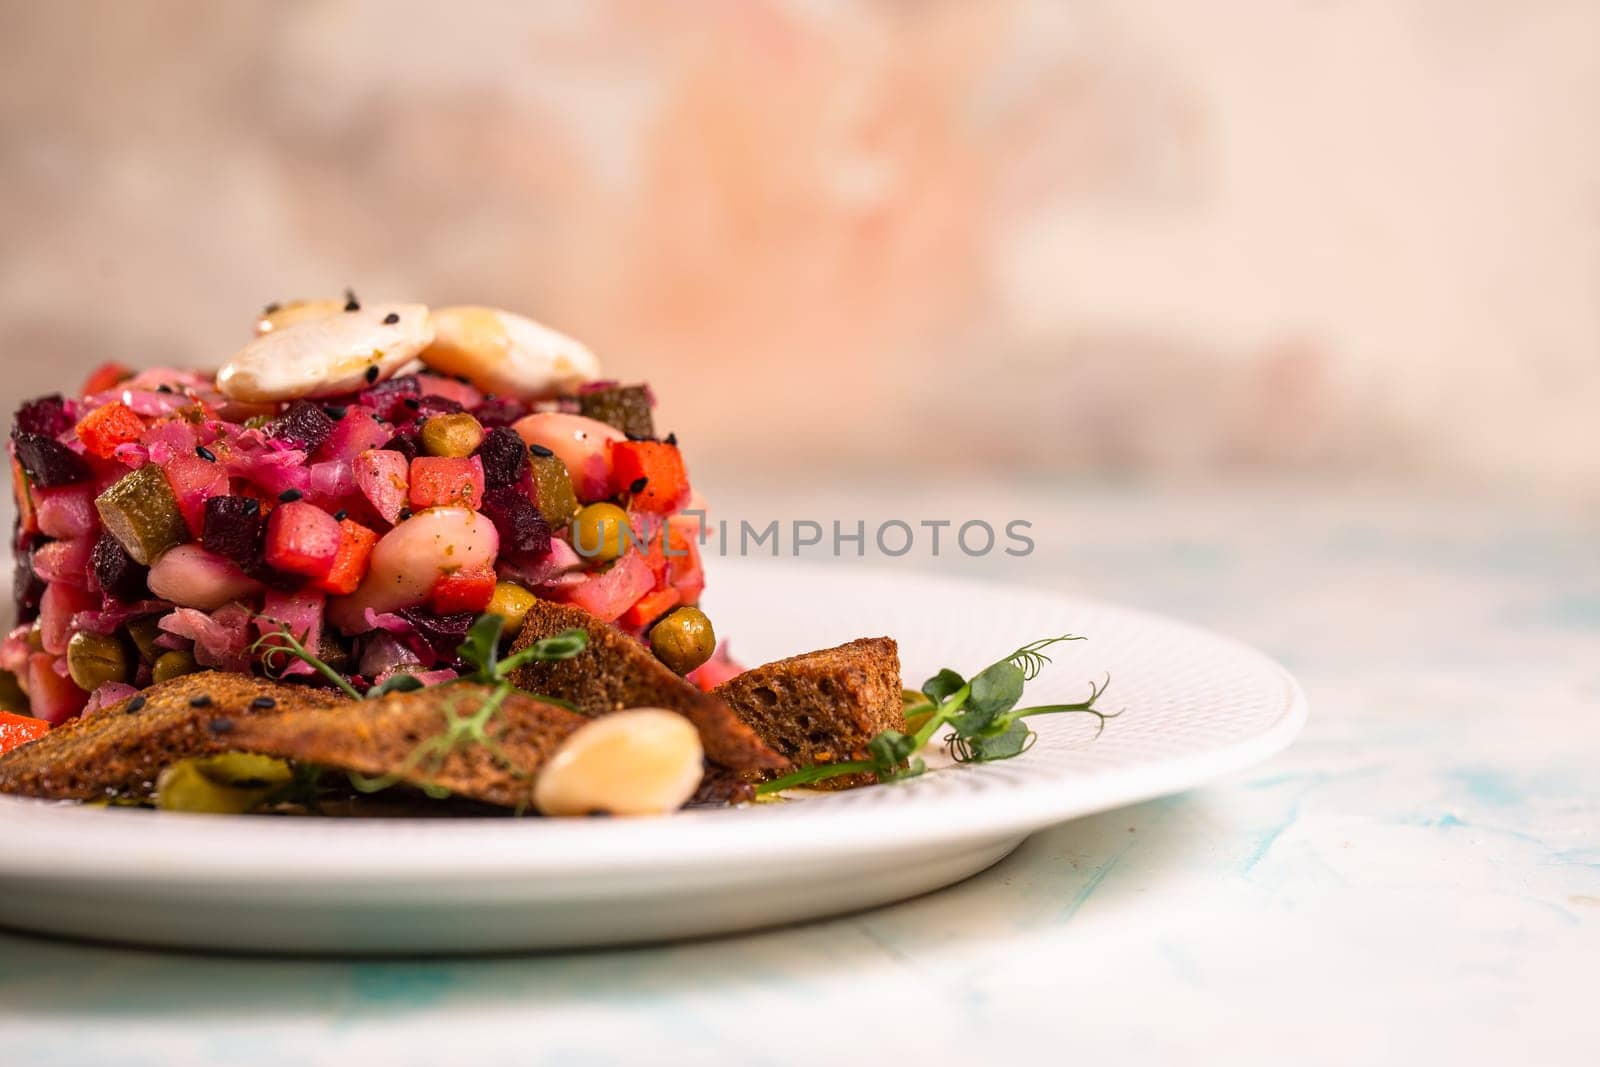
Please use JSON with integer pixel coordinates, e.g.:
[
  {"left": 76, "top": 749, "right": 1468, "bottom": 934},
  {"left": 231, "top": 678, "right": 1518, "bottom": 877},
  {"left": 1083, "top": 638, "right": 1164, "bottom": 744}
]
[
  {"left": 218, "top": 303, "right": 434, "bottom": 403},
  {"left": 146, "top": 544, "right": 264, "bottom": 611},
  {"left": 254, "top": 298, "right": 345, "bottom": 336},
  {"left": 421, "top": 306, "right": 601, "bottom": 400},
  {"left": 327, "top": 507, "right": 499, "bottom": 634},
  {"left": 534, "top": 708, "right": 705, "bottom": 817}
]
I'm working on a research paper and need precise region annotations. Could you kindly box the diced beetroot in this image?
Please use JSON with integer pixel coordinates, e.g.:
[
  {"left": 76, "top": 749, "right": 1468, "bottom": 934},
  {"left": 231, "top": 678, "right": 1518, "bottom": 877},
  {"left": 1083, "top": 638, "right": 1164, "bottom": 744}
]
[
  {"left": 40, "top": 581, "right": 98, "bottom": 655},
  {"left": 33, "top": 483, "right": 98, "bottom": 540},
  {"left": 383, "top": 430, "right": 422, "bottom": 461},
  {"left": 480, "top": 485, "right": 550, "bottom": 561},
  {"left": 395, "top": 606, "right": 476, "bottom": 659},
  {"left": 91, "top": 532, "right": 151, "bottom": 601},
  {"left": 417, "top": 395, "right": 466, "bottom": 418},
  {"left": 357, "top": 374, "right": 421, "bottom": 422},
  {"left": 474, "top": 397, "right": 528, "bottom": 428},
  {"left": 476, "top": 426, "right": 529, "bottom": 489},
  {"left": 409, "top": 456, "right": 484, "bottom": 510},
  {"left": 15, "top": 394, "right": 74, "bottom": 438},
  {"left": 13, "top": 550, "right": 46, "bottom": 623},
  {"left": 32, "top": 537, "right": 95, "bottom": 587},
  {"left": 354, "top": 449, "right": 409, "bottom": 524},
  {"left": 564, "top": 552, "right": 656, "bottom": 623},
  {"left": 202, "top": 495, "right": 266, "bottom": 573},
  {"left": 415, "top": 373, "right": 484, "bottom": 410},
  {"left": 264, "top": 501, "right": 341, "bottom": 579},
  {"left": 163, "top": 454, "right": 232, "bottom": 537},
  {"left": 428, "top": 565, "right": 497, "bottom": 614},
  {"left": 271, "top": 400, "right": 336, "bottom": 452},
  {"left": 12, "top": 432, "right": 89, "bottom": 487},
  {"left": 28, "top": 652, "right": 88, "bottom": 724},
  {"left": 312, "top": 408, "right": 391, "bottom": 465}
]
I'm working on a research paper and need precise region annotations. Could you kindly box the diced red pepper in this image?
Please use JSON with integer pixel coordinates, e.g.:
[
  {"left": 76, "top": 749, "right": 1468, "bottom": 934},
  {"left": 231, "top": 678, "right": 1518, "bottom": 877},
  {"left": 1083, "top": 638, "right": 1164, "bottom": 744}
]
[
  {"left": 74, "top": 401, "right": 146, "bottom": 459},
  {"left": 265, "top": 501, "right": 342, "bottom": 579},
  {"left": 0, "top": 709, "right": 51, "bottom": 755},
  {"left": 409, "top": 455, "right": 484, "bottom": 510},
  {"left": 668, "top": 528, "right": 704, "bottom": 606},
  {"left": 317, "top": 519, "right": 379, "bottom": 595},
  {"left": 80, "top": 361, "right": 134, "bottom": 395},
  {"left": 428, "top": 564, "right": 497, "bottom": 614},
  {"left": 608, "top": 440, "right": 691, "bottom": 514},
  {"left": 619, "top": 586, "right": 680, "bottom": 631},
  {"left": 162, "top": 453, "right": 232, "bottom": 537}
]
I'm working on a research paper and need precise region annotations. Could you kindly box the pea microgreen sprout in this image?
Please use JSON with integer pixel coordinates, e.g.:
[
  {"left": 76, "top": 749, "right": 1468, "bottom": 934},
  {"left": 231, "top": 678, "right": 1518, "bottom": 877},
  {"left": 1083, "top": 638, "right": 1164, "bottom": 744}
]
[
  {"left": 755, "top": 635, "right": 1117, "bottom": 795},
  {"left": 247, "top": 614, "right": 590, "bottom": 802}
]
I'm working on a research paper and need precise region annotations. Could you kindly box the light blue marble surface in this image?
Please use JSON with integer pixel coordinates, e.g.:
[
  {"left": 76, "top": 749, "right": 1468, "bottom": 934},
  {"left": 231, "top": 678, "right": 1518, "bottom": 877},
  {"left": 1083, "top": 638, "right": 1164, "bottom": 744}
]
[{"left": 2, "top": 484, "right": 1596, "bottom": 1066}]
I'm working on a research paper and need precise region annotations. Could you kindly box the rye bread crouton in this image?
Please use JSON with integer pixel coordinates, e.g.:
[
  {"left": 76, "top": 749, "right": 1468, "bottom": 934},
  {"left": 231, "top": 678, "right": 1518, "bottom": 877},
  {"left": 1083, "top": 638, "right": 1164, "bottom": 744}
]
[
  {"left": 509, "top": 600, "right": 787, "bottom": 773},
  {"left": 714, "top": 637, "right": 904, "bottom": 790},
  {"left": 0, "top": 673, "right": 342, "bottom": 801},
  {"left": 0, "top": 672, "right": 590, "bottom": 809}
]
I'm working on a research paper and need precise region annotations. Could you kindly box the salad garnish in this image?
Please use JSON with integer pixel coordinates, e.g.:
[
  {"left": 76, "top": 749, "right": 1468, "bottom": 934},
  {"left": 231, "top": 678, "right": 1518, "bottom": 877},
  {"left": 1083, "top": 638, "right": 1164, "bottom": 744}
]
[{"left": 754, "top": 636, "right": 1115, "bottom": 794}]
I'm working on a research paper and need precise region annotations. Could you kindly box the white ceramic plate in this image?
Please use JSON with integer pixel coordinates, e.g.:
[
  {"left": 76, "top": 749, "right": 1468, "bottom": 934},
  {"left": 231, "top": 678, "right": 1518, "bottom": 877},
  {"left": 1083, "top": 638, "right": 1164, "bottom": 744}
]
[{"left": 0, "top": 560, "right": 1306, "bottom": 954}]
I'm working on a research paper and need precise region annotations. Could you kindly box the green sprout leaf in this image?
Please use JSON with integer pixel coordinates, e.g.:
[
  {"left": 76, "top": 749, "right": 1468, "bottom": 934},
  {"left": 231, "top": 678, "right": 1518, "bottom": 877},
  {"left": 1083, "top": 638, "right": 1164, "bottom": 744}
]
[
  {"left": 921, "top": 668, "right": 966, "bottom": 705},
  {"left": 457, "top": 613, "right": 508, "bottom": 682},
  {"left": 368, "top": 673, "right": 424, "bottom": 698},
  {"left": 949, "top": 720, "right": 1035, "bottom": 763}
]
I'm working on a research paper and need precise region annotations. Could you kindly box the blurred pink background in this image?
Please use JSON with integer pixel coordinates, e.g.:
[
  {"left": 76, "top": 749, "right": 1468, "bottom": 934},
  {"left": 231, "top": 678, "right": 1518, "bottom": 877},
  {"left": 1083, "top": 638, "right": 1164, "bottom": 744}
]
[{"left": 2, "top": 0, "right": 1596, "bottom": 496}]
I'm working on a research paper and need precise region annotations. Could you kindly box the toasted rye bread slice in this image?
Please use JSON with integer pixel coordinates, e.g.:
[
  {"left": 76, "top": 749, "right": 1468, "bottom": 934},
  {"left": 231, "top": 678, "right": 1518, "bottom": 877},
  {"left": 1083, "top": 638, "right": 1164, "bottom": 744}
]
[
  {"left": 714, "top": 637, "right": 904, "bottom": 790},
  {"left": 509, "top": 600, "right": 787, "bottom": 773},
  {"left": 0, "top": 673, "right": 341, "bottom": 801},
  {"left": 0, "top": 672, "right": 589, "bottom": 808}
]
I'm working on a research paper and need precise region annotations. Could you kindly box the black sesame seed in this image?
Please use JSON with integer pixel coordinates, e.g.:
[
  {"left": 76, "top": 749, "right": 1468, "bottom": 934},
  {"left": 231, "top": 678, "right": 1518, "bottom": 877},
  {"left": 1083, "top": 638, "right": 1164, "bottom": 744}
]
[
  {"left": 241, "top": 497, "right": 261, "bottom": 515},
  {"left": 529, "top": 443, "right": 554, "bottom": 458},
  {"left": 189, "top": 695, "right": 213, "bottom": 708},
  {"left": 208, "top": 717, "right": 234, "bottom": 734},
  {"left": 278, "top": 489, "right": 303, "bottom": 503},
  {"left": 365, "top": 365, "right": 380, "bottom": 384},
  {"left": 398, "top": 507, "right": 412, "bottom": 521},
  {"left": 125, "top": 694, "right": 147, "bottom": 715},
  {"left": 383, "top": 312, "right": 399, "bottom": 325},
  {"left": 344, "top": 288, "right": 360, "bottom": 312},
  {"left": 664, "top": 433, "right": 678, "bottom": 446},
  {"left": 157, "top": 384, "right": 174, "bottom": 394},
  {"left": 333, "top": 509, "right": 348, "bottom": 521},
  {"left": 250, "top": 696, "right": 277, "bottom": 710},
  {"left": 195, "top": 445, "right": 217, "bottom": 462},
  {"left": 323, "top": 405, "right": 348, "bottom": 420},
  {"left": 629, "top": 477, "right": 649, "bottom": 494},
  {"left": 263, "top": 302, "right": 282, "bottom": 315},
  {"left": 403, "top": 397, "right": 421, "bottom": 410}
]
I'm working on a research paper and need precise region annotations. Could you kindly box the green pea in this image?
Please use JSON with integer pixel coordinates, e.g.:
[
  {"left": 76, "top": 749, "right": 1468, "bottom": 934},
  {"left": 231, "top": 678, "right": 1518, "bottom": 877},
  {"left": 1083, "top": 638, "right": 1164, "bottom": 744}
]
[
  {"left": 152, "top": 649, "right": 200, "bottom": 684},
  {"left": 650, "top": 606, "right": 715, "bottom": 675}
]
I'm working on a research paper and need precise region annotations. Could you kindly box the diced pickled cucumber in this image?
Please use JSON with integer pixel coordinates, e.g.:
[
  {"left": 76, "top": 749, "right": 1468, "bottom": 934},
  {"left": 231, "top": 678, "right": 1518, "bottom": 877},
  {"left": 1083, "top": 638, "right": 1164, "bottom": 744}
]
[
  {"left": 0, "top": 669, "right": 28, "bottom": 714},
  {"left": 529, "top": 454, "right": 580, "bottom": 528},
  {"left": 193, "top": 752, "right": 295, "bottom": 789},
  {"left": 95, "top": 464, "right": 187, "bottom": 565},
  {"left": 578, "top": 385, "right": 655, "bottom": 439},
  {"left": 156, "top": 757, "right": 281, "bottom": 814}
]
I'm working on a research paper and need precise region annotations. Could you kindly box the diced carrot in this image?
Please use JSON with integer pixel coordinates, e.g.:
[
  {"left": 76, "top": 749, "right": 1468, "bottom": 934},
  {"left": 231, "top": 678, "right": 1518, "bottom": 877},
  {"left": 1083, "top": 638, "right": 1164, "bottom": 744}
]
[
  {"left": 409, "top": 456, "right": 484, "bottom": 510},
  {"left": 668, "top": 530, "right": 704, "bottom": 606},
  {"left": 429, "top": 565, "right": 497, "bottom": 614},
  {"left": 619, "top": 586, "right": 680, "bottom": 631},
  {"left": 0, "top": 709, "right": 51, "bottom": 754},
  {"left": 74, "top": 402, "right": 146, "bottom": 459},
  {"left": 80, "top": 361, "right": 134, "bottom": 395},
  {"left": 317, "top": 519, "right": 379, "bottom": 595},
  {"left": 607, "top": 440, "right": 691, "bottom": 514},
  {"left": 265, "top": 501, "right": 342, "bottom": 579}
]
